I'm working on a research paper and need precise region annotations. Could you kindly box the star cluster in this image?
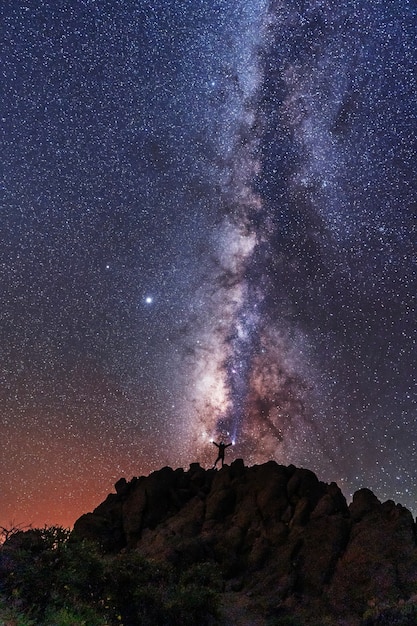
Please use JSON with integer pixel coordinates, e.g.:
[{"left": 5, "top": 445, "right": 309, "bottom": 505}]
[{"left": 1, "top": 0, "right": 416, "bottom": 528}]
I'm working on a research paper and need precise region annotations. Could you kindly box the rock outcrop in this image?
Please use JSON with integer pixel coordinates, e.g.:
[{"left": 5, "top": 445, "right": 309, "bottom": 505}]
[{"left": 73, "top": 461, "right": 417, "bottom": 624}]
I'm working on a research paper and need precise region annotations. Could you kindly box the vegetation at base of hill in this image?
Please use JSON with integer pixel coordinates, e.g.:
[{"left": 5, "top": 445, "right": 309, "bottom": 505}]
[
  {"left": 2, "top": 526, "right": 417, "bottom": 626},
  {"left": 0, "top": 526, "right": 221, "bottom": 626}
]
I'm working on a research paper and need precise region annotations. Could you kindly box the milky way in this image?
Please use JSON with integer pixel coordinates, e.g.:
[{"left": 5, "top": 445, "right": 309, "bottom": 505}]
[{"left": 1, "top": 0, "right": 416, "bottom": 528}]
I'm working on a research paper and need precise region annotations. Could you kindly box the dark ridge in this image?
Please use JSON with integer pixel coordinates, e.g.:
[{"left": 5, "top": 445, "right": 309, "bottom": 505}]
[{"left": 73, "top": 460, "right": 417, "bottom": 624}]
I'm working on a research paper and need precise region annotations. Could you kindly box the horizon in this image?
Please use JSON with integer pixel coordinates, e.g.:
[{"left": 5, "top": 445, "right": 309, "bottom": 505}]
[{"left": 2, "top": 456, "right": 414, "bottom": 531}]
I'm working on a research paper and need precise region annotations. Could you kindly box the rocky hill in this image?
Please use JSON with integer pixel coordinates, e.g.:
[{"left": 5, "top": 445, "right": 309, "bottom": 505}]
[{"left": 73, "top": 460, "right": 417, "bottom": 625}]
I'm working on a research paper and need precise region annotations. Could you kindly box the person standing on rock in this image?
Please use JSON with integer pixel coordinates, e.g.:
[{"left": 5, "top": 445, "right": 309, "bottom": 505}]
[{"left": 212, "top": 440, "right": 232, "bottom": 468}]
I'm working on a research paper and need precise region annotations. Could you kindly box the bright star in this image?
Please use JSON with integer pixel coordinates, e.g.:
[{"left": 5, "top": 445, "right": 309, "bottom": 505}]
[{"left": 145, "top": 296, "right": 153, "bottom": 304}]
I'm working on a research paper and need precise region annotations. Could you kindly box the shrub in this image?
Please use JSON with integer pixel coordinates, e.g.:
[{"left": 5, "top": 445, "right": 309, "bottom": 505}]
[
  {"left": 179, "top": 561, "right": 223, "bottom": 591},
  {"left": 165, "top": 584, "right": 219, "bottom": 626},
  {"left": 0, "top": 527, "right": 107, "bottom": 622},
  {"left": 363, "top": 602, "right": 417, "bottom": 625},
  {"left": 0, "top": 527, "right": 221, "bottom": 626},
  {"left": 43, "top": 605, "right": 106, "bottom": 626}
]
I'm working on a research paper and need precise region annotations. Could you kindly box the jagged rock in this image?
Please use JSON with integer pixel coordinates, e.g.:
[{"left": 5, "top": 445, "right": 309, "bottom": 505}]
[
  {"left": 330, "top": 490, "right": 417, "bottom": 618},
  {"left": 72, "top": 461, "right": 417, "bottom": 624},
  {"left": 114, "top": 477, "right": 128, "bottom": 496},
  {"left": 73, "top": 493, "right": 125, "bottom": 552},
  {"left": 311, "top": 482, "right": 349, "bottom": 519},
  {"left": 349, "top": 487, "right": 381, "bottom": 522}
]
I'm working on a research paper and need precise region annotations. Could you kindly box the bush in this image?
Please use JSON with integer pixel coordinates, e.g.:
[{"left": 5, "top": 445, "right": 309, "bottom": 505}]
[
  {"left": 102, "top": 552, "right": 171, "bottom": 626},
  {"left": 43, "top": 605, "right": 105, "bottom": 626},
  {"left": 103, "top": 553, "right": 220, "bottom": 626},
  {"left": 0, "top": 527, "right": 221, "bottom": 626},
  {"left": 0, "top": 527, "right": 107, "bottom": 622},
  {"left": 179, "top": 561, "right": 223, "bottom": 591},
  {"left": 0, "top": 593, "right": 36, "bottom": 625},
  {"left": 165, "top": 584, "right": 219, "bottom": 626},
  {"left": 363, "top": 602, "right": 417, "bottom": 625}
]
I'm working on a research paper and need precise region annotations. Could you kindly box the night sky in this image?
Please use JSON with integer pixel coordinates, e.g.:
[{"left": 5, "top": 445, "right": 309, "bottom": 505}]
[{"left": 2, "top": 0, "right": 416, "bottom": 529}]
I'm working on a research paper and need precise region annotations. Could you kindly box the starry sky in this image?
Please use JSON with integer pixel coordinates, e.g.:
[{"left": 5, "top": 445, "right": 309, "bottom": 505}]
[{"left": 1, "top": 0, "right": 416, "bottom": 529}]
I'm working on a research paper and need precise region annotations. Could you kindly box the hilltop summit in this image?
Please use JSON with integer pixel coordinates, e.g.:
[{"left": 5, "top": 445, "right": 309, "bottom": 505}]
[{"left": 73, "top": 460, "right": 417, "bottom": 624}]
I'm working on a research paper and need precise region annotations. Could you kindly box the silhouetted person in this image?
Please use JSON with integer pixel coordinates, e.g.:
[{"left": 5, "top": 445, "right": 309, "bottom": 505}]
[{"left": 212, "top": 440, "right": 232, "bottom": 468}]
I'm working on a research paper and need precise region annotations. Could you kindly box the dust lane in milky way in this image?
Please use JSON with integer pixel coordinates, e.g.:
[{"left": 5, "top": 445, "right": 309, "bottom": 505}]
[{"left": 1, "top": 0, "right": 416, "bottom": 528}]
